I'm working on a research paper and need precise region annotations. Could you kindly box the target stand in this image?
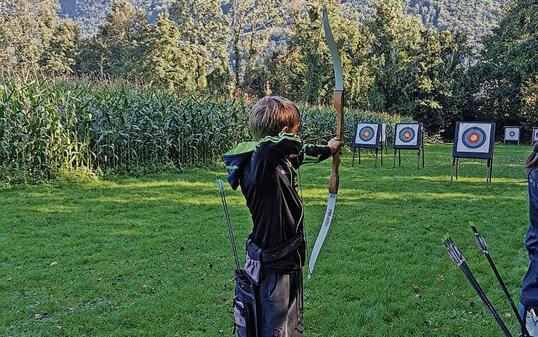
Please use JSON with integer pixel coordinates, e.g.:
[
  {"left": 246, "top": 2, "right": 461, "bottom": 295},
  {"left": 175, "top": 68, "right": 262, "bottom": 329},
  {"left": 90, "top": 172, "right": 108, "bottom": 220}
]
[
  {"left": 503, "top": 126, "right": 521, "bottom": 144},
  {"left": 451, "top": 122, "right": 496, "bottom": 183},
  {"left": 352, "top": 123, "right": 383, "bottom": 167},
  {"left": 392, "top": 123, "right": 425, "bottom": 169}
]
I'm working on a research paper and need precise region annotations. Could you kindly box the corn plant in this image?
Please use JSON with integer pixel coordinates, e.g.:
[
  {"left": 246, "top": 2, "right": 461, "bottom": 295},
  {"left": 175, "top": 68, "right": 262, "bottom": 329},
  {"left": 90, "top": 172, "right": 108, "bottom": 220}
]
[{"left": 0, "top": 79, "right": 412, "bottom": 182}]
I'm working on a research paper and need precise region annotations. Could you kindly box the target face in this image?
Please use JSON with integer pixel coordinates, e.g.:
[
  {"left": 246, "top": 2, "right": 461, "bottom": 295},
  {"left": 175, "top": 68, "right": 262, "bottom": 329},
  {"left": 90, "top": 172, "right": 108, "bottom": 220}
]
[
  {"left": 399, "top": 127, "right": 416, "bottom": 143},
  {"left": 453, "top": 122, "right": 495, "bottom": 159},
  {"left": 353, "top": 123, "right": 381, "bottom": 148},
  {"left": 533, "top": 128, "right": 538, "bottom": 143},
  {"left": 359, "top": 126, "right": 375, "bottom": 141},
  {"left": 393, "top": 123, "right": 422, "bottom": 149},
  {"left": 463, "top": 127, "right": 487, "bottom": 149},
  {"left": 504, "top": 127, "right": 520, "bottom": 142}
]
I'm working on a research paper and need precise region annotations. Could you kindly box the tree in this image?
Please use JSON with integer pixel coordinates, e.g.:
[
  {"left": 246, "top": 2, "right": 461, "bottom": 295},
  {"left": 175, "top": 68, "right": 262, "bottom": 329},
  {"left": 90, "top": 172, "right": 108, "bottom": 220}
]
[
  {"left": 40, "top": 20, "right": 80, "bottom": 76},
  {"left": 365, "top": 0, "right": 423, "bottom": 115},
  {"left": 0, "top": 0, "right": 60, "bottom": 76},
  {"left": 228, "top": 0, "right": 288, "bottom": 95},
  {"left": 463, "top": 0, "right": 538, "bottom": 136},
  {"left": 406, "top": 30, "right": 469, "bottom": 132},
  {"left": 170, "top": 0, "right": 229, "bottom": 92},
  {"left": 143, "top": 12, "right": 196, "bottom": 90},
  {"left": 76, "top": 0, "right": 150, "bottom": 79}
]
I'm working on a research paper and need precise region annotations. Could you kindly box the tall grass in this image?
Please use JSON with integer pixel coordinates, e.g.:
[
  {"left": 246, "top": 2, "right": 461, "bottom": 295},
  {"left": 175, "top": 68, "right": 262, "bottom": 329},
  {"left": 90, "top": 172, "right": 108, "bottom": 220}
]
[{"left": 0, "top": 80, "right": 411, "bottom": 182}]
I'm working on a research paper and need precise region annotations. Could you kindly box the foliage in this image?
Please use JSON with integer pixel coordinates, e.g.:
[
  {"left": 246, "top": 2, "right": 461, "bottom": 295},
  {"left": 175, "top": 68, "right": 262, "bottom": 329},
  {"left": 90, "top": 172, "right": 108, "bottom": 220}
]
[
  {"left": 39, "top": 20, "right": 80, "bottom": 76},
  {"left": 1, "top": 0, "right": 534, "bottom": 138},
  {"left": 57, "top": 0, "right": 508, "bottom": 45},
  {"left": 406, "top": 0, "right": 508, "bottom": 45},
  {"left": 142, "top": 12, "right": 195, "bottom": 91},
  {"left": 0, "top": 0, "right": 60, "bottom": 76},
  {"left": 228, "top": 0, "right": 288, "bottom": 95},
  {"left": 169, "top": 0, "right": 230, "bottom": 93},
  {"left": 449, "top": 0, "right": 538, "bottom": 139},
  {"left": 76, "top": 0, "right": 151, "bottom": 78},
  {"left": 0, "top": 79, "right": 408, "bottom": 182}
]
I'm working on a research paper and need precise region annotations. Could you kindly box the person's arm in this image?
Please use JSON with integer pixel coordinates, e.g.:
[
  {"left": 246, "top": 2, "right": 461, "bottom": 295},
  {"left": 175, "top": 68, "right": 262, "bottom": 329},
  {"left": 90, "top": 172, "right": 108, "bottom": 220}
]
[
  {"left": 530, "top": 170, "right": 538, "bottom": 227},
  {"left": 292, "top": 137, "right": 343, "bottom": 168},
  {"left": 252, "top": 133, "right": 303, "bottom": 185},
  {"left": 297, "top": 144, "right": 332, "bottom": 166}
]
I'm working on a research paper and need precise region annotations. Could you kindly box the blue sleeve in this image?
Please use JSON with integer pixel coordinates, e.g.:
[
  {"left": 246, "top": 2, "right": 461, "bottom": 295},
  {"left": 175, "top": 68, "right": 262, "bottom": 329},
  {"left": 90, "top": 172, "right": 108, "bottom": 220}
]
[
  {"left": 521, "top": 225, "right": 538, "bottom": 306},
  {"left": 530, "top": 169, "right": 538, "bottom": 227}
]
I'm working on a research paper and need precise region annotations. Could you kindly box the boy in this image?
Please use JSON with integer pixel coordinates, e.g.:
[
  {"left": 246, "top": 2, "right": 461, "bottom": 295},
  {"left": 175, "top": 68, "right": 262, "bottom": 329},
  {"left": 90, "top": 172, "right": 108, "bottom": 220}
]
[{"left": 223, "top": 96, "right": 343, "bottom": 337}]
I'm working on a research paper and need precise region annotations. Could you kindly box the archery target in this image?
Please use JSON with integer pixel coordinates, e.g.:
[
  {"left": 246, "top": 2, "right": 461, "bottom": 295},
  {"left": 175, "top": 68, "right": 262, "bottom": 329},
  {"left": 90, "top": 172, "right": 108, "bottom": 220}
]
[
  {"left": 533, "top": 128, "right": 538, "bottom": 143},
  {"left": 353, "top": 123, "right": 381, "bottom": 148},
  {"left": 453, "top": 122, "right": 495, "bottom": 159},
  {"left": 393, "top": 123, "right": 421, "bottom": 149},
  {"left": 504, "top": 127, "right": 520, "bottom": 142}
]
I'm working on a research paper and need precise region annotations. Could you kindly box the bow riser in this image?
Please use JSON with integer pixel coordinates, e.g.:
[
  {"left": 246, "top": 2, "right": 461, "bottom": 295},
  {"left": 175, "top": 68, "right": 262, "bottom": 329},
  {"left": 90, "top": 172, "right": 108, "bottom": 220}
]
[{"left": 329, "top": 90, "right": 344, "bottom": 195}]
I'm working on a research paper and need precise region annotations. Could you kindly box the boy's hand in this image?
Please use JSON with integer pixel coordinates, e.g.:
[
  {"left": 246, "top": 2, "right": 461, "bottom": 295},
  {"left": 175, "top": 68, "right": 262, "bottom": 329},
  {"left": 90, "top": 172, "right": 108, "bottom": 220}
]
[{"left": 328, "top": 137, "right": 344, "bottom": 155}]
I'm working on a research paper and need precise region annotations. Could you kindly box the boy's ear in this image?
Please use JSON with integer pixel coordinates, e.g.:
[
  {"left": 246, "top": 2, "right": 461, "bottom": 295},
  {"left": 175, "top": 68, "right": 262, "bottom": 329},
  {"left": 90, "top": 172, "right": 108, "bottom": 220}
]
[{"left": 281, "top": 126, "right": 289, "bottom": 133}]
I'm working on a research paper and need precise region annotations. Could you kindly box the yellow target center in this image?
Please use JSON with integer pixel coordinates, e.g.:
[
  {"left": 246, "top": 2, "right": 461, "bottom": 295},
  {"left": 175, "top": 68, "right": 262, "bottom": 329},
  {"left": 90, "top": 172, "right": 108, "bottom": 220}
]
[
  {"left": 404, "top": 132, "right": 410, "bottom": 138},
  {"left": 470, "top": 134, "right": 478, "bottom": 142},
  {"left": 364, "top": 131, "right": 370, "bottom": 137}
]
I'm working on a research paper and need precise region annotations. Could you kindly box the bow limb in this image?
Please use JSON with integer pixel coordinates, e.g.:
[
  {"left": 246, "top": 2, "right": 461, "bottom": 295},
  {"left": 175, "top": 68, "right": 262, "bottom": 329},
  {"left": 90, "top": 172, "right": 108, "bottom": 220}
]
[{"left": 308, "top": 5, "right": 344, "bottom": 279}]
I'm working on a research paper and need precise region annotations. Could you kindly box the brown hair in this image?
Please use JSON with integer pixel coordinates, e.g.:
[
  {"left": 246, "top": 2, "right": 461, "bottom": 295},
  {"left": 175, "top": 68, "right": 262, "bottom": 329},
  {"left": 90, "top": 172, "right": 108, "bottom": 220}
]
[
  {"left": 526, "top": 143, "right": 538, "bottom": 175},
  {"left": 248, "top": 96, "right": 300, "bottom": 139}
]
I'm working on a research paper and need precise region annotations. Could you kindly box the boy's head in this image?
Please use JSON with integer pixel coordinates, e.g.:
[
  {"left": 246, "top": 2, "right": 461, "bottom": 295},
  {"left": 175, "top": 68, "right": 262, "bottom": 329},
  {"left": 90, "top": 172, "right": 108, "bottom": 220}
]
[{"left": 248, "top": 96, "right": 300, "bottom": 139}]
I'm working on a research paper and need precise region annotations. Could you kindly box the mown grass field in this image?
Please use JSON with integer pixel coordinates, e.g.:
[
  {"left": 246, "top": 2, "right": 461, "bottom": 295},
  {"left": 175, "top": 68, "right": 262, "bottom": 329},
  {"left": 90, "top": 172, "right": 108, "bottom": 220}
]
[{"left": 0, "top": 143, "right": 534, "bottom": 337}]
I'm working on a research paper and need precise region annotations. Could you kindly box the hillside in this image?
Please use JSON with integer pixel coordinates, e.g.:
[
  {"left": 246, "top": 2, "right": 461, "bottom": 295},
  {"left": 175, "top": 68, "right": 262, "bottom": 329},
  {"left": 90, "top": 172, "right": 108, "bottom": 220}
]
[
  {"left": 59, "top": 0, "right": 508, "bottom": 42},
  {"left": 406, "top": 0, "right": 508, "bottom": 43},
  {"left": 58, "top": 0, "right": 173, "bottom": 36}
]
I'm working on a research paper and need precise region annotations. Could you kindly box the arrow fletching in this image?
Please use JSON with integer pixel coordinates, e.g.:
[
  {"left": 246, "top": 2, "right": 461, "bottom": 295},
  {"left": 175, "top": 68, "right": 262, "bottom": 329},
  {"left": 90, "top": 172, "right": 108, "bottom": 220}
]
[
  {"left": 445, "top": 236, "right": 465, "bottom": 267},
  {"left": 471, "top": 225, "right": 489, "bottom": 253}
]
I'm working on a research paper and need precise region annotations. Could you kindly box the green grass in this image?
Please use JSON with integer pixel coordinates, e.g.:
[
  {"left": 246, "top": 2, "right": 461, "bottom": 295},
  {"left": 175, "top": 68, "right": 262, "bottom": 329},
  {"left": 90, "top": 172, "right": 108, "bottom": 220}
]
[{"left": 0, "top": 143, "right": 534, "bottom": 337}]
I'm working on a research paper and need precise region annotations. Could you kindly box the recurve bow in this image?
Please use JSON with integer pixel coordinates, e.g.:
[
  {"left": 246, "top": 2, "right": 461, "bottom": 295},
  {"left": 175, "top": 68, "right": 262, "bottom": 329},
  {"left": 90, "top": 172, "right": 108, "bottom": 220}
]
[{"left": 308, "top": 5, "right": 344, "bottom": 279}]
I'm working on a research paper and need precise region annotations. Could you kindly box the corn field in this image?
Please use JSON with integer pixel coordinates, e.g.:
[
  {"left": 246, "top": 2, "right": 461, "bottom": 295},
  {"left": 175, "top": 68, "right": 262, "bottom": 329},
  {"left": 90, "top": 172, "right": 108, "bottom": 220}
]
[{"left": 0, "top": 80, "right": 411, "bottom": 182}]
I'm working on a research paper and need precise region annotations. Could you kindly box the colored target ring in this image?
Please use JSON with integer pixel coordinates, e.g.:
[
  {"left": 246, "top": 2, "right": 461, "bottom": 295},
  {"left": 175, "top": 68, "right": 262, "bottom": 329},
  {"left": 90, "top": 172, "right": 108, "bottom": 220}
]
[
  {"left": 509, "top": 130, "right": 516, "bottom": 137},
  {"left": 462, "top": 127, "right": 487, "bottom": 149},
  {"left": 399, "top": 127, "right": 415, "bottom": 143},
  {"left": 359, "top": 126, "right": 375, "bottom": 142}
]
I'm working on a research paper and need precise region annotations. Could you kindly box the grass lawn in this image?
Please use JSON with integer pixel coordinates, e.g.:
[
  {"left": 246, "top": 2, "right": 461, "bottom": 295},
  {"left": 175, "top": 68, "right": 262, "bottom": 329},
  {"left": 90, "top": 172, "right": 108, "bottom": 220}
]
[{"left": 0, "top": 143, "right": 534, "bottom": 337}]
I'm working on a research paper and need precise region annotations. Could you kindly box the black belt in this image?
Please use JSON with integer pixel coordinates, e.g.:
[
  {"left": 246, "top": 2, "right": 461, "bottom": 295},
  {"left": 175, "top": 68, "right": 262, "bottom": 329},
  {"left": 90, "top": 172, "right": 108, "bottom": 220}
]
[{"left": 247, "top": 234, "right": 305, "bottom": 263}]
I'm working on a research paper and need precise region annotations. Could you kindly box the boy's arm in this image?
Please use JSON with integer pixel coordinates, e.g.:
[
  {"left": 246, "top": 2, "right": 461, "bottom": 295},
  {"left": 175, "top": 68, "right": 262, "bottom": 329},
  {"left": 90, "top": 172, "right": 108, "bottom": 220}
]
[
  {"left": 295, "top": 144, "right": 332, "bottom": 167},
  {"left": 252, "top": 133, "right": 303, "bottom": 184}
]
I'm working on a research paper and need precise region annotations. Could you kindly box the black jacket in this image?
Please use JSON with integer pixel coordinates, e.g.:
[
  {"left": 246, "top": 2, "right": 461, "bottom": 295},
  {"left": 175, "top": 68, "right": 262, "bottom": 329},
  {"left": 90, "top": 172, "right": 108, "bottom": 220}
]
[{"left": 223, "top": 133, "right": 332, "bottom": 271}]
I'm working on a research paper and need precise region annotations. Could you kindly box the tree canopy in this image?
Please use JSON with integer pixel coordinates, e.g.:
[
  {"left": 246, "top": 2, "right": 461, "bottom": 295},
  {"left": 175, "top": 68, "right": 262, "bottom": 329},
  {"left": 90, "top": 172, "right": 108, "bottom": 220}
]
[{"left": 0, "top": 0, "right": 535, "bottom": 137}]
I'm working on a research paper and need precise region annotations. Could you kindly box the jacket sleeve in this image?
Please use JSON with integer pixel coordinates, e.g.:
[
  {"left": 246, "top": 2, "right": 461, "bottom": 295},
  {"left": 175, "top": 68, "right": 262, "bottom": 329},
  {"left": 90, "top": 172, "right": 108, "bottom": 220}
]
[
  {"left": 293, "top": 143, "right": 332, "bottom": 168},
  {"left": 251, "top": 133, "right": 303, "bottom": 186}
]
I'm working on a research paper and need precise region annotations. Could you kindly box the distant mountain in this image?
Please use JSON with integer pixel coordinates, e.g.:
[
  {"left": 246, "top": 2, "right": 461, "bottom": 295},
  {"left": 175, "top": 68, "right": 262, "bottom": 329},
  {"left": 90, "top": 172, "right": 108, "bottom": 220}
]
[
  {"left": 59, "top": 0, "right": 508, "bottom": 43},
  {"left": 349, "top": 0, "right": 508, "bottom": 43},
  {"left": 405, "top": 0, "right": 508, "bottom": 43},
  {"left": 58, "top": 0, "right": 173, "bottom": 36}
]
